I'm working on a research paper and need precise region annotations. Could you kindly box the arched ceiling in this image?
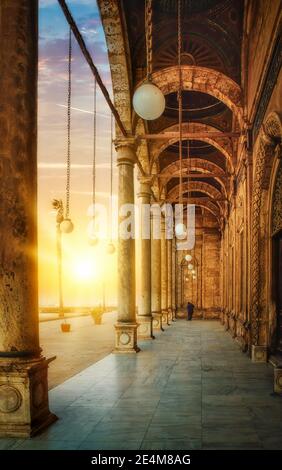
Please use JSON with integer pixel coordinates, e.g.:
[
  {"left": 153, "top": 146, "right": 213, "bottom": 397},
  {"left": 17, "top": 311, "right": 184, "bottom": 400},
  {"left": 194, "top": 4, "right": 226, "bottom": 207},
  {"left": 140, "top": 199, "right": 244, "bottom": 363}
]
[
  {"left": 124, "top": 0, "right": 244, "bottom": 85},
  {"left": 99, "top": 0, "right": 245, "bottom": 229}
]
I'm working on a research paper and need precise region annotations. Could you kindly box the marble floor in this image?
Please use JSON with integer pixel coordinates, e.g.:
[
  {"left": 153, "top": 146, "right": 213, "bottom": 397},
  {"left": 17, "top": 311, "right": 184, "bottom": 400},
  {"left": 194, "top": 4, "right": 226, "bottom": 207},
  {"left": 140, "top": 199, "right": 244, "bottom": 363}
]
[
  {"left": 40, "top": 312, "right": 116, "bottom": 388},
  {"left": 1, "top": 320, "right": 282, "bottom": 450}
]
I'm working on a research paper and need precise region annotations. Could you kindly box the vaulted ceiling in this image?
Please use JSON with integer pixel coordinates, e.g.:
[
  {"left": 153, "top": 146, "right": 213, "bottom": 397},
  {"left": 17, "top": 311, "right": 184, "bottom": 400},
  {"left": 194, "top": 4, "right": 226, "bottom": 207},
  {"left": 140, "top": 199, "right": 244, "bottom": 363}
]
[{"left": 102, "top": 0, "right": 245, "bottom": 228}]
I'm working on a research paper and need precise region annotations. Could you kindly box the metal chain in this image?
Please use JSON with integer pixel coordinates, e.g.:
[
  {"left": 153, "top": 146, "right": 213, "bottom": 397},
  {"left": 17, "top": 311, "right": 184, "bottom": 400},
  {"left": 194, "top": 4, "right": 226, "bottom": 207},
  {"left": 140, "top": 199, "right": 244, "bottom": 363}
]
[
  {"left": 178, "top": 0, "right": 183, "bottom": 204},
  {"left": 110, "top": 112, "right": 113, "bottom": 241},
  {"left": 92, "top": 78, "right": 97, "bottom": 213},
  {"left": 187, "top": 138, "right": 190, "bottom": 200},
  {"left": 145, "top": 0, "right": 153, "bottom": 80},
  {"left": 65, "top": 26, "right": 72, "bottom": 219}
]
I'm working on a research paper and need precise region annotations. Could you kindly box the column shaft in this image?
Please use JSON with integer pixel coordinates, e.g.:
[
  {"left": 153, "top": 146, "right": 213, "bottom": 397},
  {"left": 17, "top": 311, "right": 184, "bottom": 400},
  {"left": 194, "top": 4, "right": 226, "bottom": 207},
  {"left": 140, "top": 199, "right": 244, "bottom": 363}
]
[
  {"left": 137, "top": 179, "right": 153, "bottom": 339},
  {"left": 161, "top": 219, "right": 169, "bottom": 325},
  {"left": 167, "top": 239, "right": 173, "bottom": 323},
  {"left": 151, "top": 213, "right": 163, "bottom": 331},
  {"left": 171, "top": 238, "right": 176, "bottom": 320},
  {"left": 114, "top": 139, "right": 139, "bottom": 353},
  {"left": 0, "top": 0, "right": 56, "bottom": 437},
  {"left": 0, "top": 0, "right": 39, "bottom": 357}
]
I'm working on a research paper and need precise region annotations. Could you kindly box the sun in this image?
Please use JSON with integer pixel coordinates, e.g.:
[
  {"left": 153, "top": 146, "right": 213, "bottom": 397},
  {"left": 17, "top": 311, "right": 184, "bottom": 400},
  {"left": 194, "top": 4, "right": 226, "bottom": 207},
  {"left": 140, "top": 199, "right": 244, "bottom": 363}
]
[{"left": 72, "top": 259, "right": 96, "bottom": 281}]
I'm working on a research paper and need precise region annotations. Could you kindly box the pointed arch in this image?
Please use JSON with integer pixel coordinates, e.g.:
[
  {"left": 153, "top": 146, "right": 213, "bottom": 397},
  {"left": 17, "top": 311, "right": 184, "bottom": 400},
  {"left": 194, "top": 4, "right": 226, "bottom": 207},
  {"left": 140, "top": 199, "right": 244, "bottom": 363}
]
[
  {"left": 141, "top": 66, "right": 244, "bottom": 128},
  {"left": 150, "top": 122, "right": 234, "bottom": 172}
]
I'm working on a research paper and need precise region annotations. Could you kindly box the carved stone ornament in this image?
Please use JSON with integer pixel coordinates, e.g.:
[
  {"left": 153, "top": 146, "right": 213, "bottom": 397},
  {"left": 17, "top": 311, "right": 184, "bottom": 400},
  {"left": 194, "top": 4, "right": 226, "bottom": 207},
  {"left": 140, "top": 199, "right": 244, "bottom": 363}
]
[
  {"left": 272, "top": 161, "right": 282, "bottom": 234},
  {"left": 0, "top": 385, "right": 22, "bottom": 413}
]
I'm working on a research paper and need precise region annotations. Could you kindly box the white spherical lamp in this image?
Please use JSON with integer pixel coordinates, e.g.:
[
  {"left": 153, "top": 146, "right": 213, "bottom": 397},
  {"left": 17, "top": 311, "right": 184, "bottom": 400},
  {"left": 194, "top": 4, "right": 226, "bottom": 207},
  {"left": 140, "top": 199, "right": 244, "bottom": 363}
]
[
  {"left": 185, "top": 254, "right": 192, "bottom": 262},
  {"left": 188, "top": 263, "right": 194, "bottom": 271},
  {"left": 175, "top": 223, "right": 187, "bottom": 238},
  {"left": 133, "top": 82, "right": 165, "bottom": 120},
  {"left": 88, "top": 234, "right": 99, "bottom": 246},
  {"left": 192, "top": 275, "right": 196, "bottom": 280},
  {"left": 107, "top": 242, "right": 115, "bottom": 254},
  {"left": 88, "top": 219, "right": 99, "bottom": 246},
  {"left": 60, "top": 218, "right": 74, "bottom": 234}
]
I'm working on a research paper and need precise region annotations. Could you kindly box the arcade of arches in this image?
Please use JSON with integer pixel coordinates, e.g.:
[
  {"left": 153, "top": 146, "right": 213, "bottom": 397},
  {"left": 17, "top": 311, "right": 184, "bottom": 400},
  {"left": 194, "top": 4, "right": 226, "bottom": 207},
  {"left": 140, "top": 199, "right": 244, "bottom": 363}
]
[{"left": 0, "top": 0, "right": 282, "bottom": 442}]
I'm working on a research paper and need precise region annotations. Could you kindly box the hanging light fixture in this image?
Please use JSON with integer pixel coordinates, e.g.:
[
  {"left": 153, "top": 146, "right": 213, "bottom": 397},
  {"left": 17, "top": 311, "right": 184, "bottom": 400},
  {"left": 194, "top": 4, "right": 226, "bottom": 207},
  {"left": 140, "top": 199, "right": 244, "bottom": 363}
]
[
  {"left": 89, "top": 78, "right": 99, "bottom": 246},
  {"left": 175, "top": 0, "right": 186, "bottom": 238},
  {"left": 133, "top": 0, "right": 165, "bottom": 120},
  {"left": 107, "top": 113, "right": 116, "bottom": 255},
  {"left": 175, "top": 223, "right": 186, "bottom": 237},
  {"left": 188, "top": 263, "right": 194, "bottom": 270},
  {"left": 61, "top": 27, "right": 74, "bottom": 234},
  {"left": 185, "top": 254, "right": 192, "bottom": 262},
  {"left": 192, "top": 275, "right": 196, "bottom": 280}
]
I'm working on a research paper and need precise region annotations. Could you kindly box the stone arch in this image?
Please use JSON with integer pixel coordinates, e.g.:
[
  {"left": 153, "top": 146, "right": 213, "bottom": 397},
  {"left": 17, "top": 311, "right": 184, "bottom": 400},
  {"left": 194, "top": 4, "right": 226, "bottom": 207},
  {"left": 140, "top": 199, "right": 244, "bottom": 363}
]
[
  {"left": 159, "top": 158, "right": 228, "bottom": 196},
  {"left": 150, "top": 122, "right": 234, "bottom": 172},
  {"left": 97, "top": 0, "right": 133, "bottom": 134},
  {"left": 135, "top": 119, "right": 150, "bottom": 174},
  {"left": 183, "top": 197, "right": 221, "bottom": 221},
  {"left": 138, "top": 66, "right": 244, "bottom": 128},
  {"left": 168, "top": 181, "right": 223, "bottom": 203},
  {"left": 251, "top": 111, "right": 282, "bottom": 350}
]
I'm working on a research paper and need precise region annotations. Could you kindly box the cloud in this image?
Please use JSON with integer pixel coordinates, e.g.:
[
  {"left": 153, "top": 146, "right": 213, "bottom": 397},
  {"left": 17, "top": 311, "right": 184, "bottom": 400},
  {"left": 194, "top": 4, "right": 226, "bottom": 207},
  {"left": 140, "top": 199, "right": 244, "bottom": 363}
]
[{"left": 56, "top": 103, "right": 111, "bottom": 118}]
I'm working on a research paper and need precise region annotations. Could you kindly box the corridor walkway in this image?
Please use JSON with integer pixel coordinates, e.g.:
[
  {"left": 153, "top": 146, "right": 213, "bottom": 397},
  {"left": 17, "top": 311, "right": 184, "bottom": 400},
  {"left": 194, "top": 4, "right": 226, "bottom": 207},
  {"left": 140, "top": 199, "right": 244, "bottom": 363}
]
[{"left": 2, "top": 320, "right": 282, "bottom": 450}]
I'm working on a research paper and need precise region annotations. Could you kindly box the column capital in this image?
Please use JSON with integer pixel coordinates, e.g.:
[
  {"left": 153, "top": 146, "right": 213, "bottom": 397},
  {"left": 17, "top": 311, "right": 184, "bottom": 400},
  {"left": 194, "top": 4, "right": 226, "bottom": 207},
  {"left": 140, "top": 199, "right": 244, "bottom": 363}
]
[
  {"left": 137, "top": 174, "right": 154, "bottom": 186},
  {"left": 114, "top": 136, "right": 136, "bottom": 151},
  {"left": 137, "top": 175, "right": 153, "bottom": 198},
  {"left": 115, "top": 137, "right": 137, "bottom": 166}
]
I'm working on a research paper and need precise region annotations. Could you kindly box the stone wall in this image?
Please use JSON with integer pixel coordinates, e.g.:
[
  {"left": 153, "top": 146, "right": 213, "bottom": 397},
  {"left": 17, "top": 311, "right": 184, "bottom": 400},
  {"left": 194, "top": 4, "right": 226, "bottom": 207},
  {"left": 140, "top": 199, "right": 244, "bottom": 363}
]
[{"left": 177, "top": 211, "right": 221, "bottom": 319}]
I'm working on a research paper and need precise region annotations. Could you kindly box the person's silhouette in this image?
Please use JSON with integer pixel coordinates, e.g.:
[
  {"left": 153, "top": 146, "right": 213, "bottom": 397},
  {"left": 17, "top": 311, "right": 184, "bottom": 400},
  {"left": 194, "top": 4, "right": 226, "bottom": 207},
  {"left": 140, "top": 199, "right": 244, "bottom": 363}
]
[{"left": 186, "top": 302, "right": 195, "bottom": 321}]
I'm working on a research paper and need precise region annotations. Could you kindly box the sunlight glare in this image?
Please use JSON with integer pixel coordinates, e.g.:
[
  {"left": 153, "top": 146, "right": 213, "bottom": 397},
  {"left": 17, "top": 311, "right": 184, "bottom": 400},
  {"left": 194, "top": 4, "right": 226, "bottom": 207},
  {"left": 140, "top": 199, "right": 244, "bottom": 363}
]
[{"left": 72, "top": 258, "right": 96, "bottom": 282}]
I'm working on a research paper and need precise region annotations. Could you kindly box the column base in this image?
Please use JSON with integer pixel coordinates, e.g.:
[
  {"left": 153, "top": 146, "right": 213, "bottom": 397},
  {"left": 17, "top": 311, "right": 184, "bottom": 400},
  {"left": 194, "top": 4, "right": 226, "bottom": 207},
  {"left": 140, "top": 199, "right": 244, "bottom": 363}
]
[
  {"left": 0, "top": 357, "right": 57, "bottom": 438},
  {"left": 162, "top": 310, "right": 169, "bottom": 326},
  {"left": 152, "top": 312, "right": 164, "bottom": 332},
  {"left": 167, "top": 309, "right": 173, "bottom": 324},
  {"left": 172, "top": 309, "right": 176, "bottom": 321},
  {"left": 113, "top": 322, "right": 140, "bottom": 354},
  {"left": 137, "top": 316, "right": 155, "bottom": 340},
  {"left": 274, "top": 368, "right": 282, "bottom": 395},
  {"left": 251, "top": 345, "right": 268, "bottom": 362}
]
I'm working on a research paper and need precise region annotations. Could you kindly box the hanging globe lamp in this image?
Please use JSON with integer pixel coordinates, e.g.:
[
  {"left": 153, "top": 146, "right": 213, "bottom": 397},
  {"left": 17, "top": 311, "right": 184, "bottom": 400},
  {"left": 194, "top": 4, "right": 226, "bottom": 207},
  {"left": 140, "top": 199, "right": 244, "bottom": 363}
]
[
  {"left": 133, "top": 82, "right": 165, "bottom": 121},
  {"left": 175, "top": 222, "right": 187, "bottom": 238},
  {"left": 107, "top": 242, "right": 116, "bottom": 254},
  {"left": 60, "top": 218, "right": 74, "bottom": 234}
]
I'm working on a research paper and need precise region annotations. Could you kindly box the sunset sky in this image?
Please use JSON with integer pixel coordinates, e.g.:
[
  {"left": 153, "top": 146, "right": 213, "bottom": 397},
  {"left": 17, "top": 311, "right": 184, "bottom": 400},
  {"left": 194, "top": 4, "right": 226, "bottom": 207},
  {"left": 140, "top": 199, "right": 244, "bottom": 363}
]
[{"left": 38, "top": 0, "right": 121, "bottom": 307}]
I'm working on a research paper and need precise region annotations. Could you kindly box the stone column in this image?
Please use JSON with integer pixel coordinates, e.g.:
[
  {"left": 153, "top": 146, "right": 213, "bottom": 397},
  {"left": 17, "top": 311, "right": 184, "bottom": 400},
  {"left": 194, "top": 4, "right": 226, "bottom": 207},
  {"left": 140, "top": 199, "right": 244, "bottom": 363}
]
[
  {"left": 171, "top": 237, "right": 176, "bottom": 320},
  {"left": 167, "top": 239, "right": 173, "bottom": 323},
  {"left": 114, "top": 138, "right": 139, "bottom": 353},
  {"left": 161, "top": 219, "right": 169, "bottom": 325},
  {"left": 137, "top": 177, "right": 154, "bottom": 340},
  {"left": 151, "top": 211, "right": 163, "bottom": 332},
  {"left": 0, "top": 0, "right": 56, "bottom": 437}
]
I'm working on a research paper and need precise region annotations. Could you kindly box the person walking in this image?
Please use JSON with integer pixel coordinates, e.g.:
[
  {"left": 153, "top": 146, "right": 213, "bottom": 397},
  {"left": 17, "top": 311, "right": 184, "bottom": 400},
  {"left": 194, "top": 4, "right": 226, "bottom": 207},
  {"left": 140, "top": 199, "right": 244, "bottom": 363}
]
[{"left": 187, "top": 301, "right": 195, "bottom": 321}]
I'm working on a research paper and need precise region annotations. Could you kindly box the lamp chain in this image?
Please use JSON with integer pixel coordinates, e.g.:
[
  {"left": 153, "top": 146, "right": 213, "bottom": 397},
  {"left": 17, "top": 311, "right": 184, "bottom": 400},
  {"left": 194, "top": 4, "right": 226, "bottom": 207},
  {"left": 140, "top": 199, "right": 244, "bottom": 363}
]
[
  {"left": 93, "top": 78, "right": 97, "bottom": 214},
  {"left": 145, "top": 0, "right": 153, "bottom": 80},
  {"left": 178, "top": 0, "right": 183, "bottom": 204},
  {"left": 65, "top": 26, "right": 72, "bottom": 219},
  {"left": 110, "top": 112, "right": 113, "bottom": 241},
  {"left": 187, "top": 139, "right": 190, "bottom": 202}
]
